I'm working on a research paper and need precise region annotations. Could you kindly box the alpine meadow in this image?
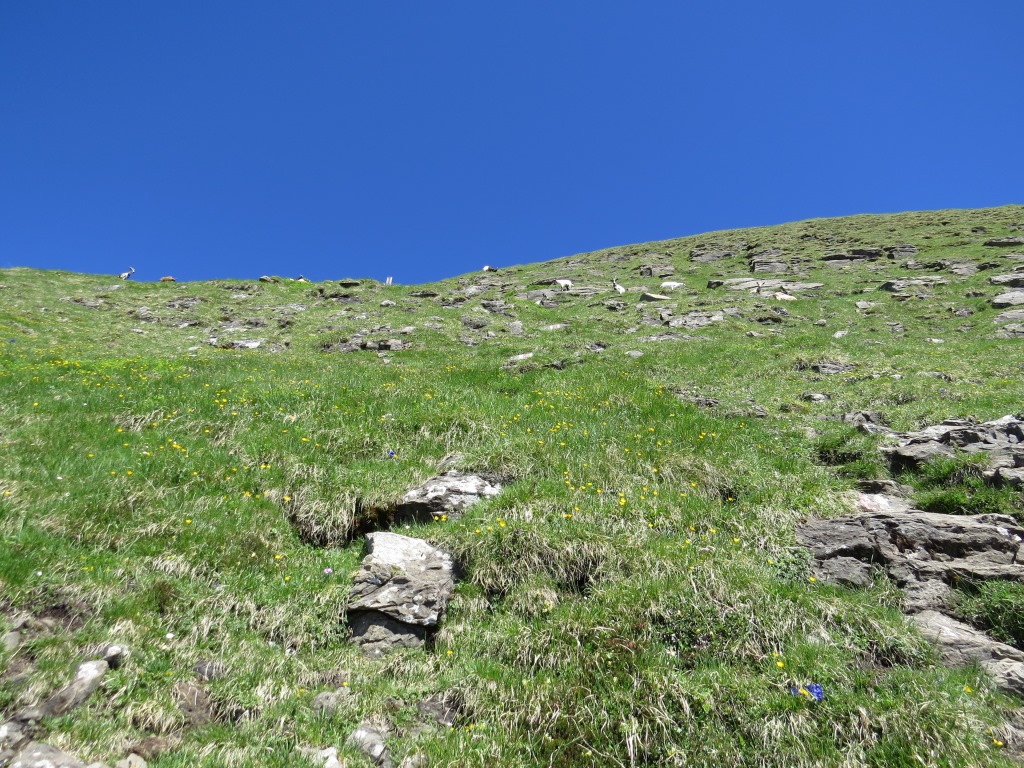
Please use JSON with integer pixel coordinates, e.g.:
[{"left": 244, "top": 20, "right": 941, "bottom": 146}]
[{"left": 3, "top": 205, "right": 1024, "bottom": 768}]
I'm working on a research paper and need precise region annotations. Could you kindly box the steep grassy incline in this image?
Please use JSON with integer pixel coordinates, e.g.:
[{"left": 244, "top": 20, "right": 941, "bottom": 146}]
[{"left": 1, "top": 206, "right": 1023, "bottom": 767}]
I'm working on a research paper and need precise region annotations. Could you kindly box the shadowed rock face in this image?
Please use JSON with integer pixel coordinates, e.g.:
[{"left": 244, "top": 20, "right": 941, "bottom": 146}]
[{"left": 347, "top": 532, "right": 456, "bottom": 657}]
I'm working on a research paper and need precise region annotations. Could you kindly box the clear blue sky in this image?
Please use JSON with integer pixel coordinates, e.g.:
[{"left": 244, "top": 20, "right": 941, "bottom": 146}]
[{"left": 1, "top": 2, "right": 1021, "bottom": 284}]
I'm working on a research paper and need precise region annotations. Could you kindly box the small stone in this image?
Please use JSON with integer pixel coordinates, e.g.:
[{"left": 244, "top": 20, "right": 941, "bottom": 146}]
[
  {"left": 43, "top": 660, "right": 108, "bottom": 717},
  {"left": 313, "top": 687, "right": 354, "bottom": 716},
  {"left": 318, "top": 746, "right": 347, "bottom": 768},
  {"left": 807, "top": 361, "right": 855, "bottom": 375},
  {"left": 380, "top": 300, "right": 396, "bottom": 307},
  {"left": 126, "top": 738, "right": 172, "bottom": 762},
  {"left": 625, "top": 350, "right": 643, "bottom": 358},
  {"left": 801, "top": 392, "right": 829, "bottom": 402},
  {"left": 113, "top": 755, "right": 148, "bottom": 768},
  {"left": 347, "top": 722, "right": 390, "bottom": 767},
  {"left": 832, "top": 330, "right": 848, "bottom": 338},
  {"left": 2, "top": 630, "right": 21, "bottom": 652},
  {"left": 101, "top": 644, "right": 126, "bottom": 668}
]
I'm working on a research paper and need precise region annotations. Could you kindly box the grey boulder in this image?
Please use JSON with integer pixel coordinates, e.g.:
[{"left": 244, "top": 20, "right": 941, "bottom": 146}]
[{"left": 347, "top": 533, "right": 456, "bottom": 657}]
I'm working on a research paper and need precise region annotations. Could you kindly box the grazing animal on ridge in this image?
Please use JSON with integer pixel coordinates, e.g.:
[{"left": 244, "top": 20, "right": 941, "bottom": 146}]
[
  {"left": 118, "top": 267, "right": 135, "bottom": 280},
  {"left": 612, "top": 279, "right": 626, "bottom": 294},
  {"left": 555, "top": 279, "right": 573, "bottom": 291},
  {"left": 159, "top": 276, "right": 176, "bottom": 283},
  {"left": 660, "top": 281, "right": 683, "bottom": 291},
  {"left": 482, "top": 265, "right": 497, "bottom": 272}
]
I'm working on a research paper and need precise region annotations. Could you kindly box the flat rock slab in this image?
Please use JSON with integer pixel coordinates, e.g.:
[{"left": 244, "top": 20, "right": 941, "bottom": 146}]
[
  {"left": 805, "top": 361, "right": 856, "bottom": 375},
  {"left": 707, "top": 278, "right": 823, "bottom": 293},
  {"left": 881, "top": 415, "right": 1024, "bottom": 479},
  {"left": 667, "top": 312, "right": 722, "bottom": 329},
  {"left": 690, "top": 247, "right": 739, "bottom": 264},
  {"left": 347, "top": 532, "right": 456, "bottom": 657},
  {"left": 639, "top": 264, "right": 674, "bottom": 278},
  {"left": 749, "top": 248, "right": 787, "bottom": 273},
  {"left": 986, "top": 236, "right": 1024, "bottom": 247},
  {"left": 798, "top": 498, "right": 1024, "bottom": 612},
  {"left": 995, "top": 323, "right": 1024, "bottom": 338},
  {"left": 913, "top": 611, "right": 1024, "bottom": 696},
  {"left": 995, "top": 308, "right": 1024, "bottom": 323},
  {"left": 348, "top": 721, "right": 391, "bottom": 767},
  {"left": 992, "top": 291, "right": 1024, "bottom": 308},
  {"left": 879, "top": 276, "right": 947, "bottom": 292},
  {"left": 989, "top": 274, "right": 1024, "bottom": 287}
]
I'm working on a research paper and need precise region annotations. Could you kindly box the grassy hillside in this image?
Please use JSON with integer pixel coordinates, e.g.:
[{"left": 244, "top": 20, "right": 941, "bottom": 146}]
[{"left": 2, "top": 206, "right": 1023, "bottom": 767}]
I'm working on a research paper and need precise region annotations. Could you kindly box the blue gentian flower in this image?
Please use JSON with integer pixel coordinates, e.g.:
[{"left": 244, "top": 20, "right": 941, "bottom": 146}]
[{"left": 791, "top": 684, "right": 824, "bottom": 702}]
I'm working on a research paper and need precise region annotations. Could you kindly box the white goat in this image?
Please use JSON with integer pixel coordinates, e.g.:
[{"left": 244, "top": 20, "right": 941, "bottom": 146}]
[
  {"left": 612, "top": 279, "right": 626, "bottom": 294},
  {"left": 555, "top": 279, "right": 573, "bottom": 291},
  {"left": 482, "top": 265, "right": 497, "bottom": 272},
  {"left": 118, "top": 267, "right": 135, "bottom": 280},
  {"left": 660, "top": 281, "right": 683, "bottom": 291}
]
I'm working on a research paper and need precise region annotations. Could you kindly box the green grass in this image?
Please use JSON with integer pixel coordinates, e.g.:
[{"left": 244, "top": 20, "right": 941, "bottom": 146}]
[{"left": 2, "top": 205, "right": 1024, "bottom": 766}]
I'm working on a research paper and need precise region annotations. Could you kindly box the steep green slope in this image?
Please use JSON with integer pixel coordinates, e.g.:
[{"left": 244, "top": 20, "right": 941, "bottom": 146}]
[{"left": 1, "top": 206, "right": 1023, "bottom": 767}]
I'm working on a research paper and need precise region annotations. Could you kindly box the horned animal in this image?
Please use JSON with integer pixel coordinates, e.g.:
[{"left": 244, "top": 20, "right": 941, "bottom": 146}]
[
  {"left": 159, "top": 276, "right": 176, "bottom": 282},
  {"left": 612, "top": 279, "right": 626, "bottom": 294},
  {"left": 482, "top": 265, "right": 497, "bottom": 272},
  {"left": 118, "top": 267, "right": 135, "bottom": 280},
  {"left": 555, "top": 279, "right": 573, "bottom": 291},
  {"left": 660, "top": 281, "right": 683, "bottom": 291}
]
